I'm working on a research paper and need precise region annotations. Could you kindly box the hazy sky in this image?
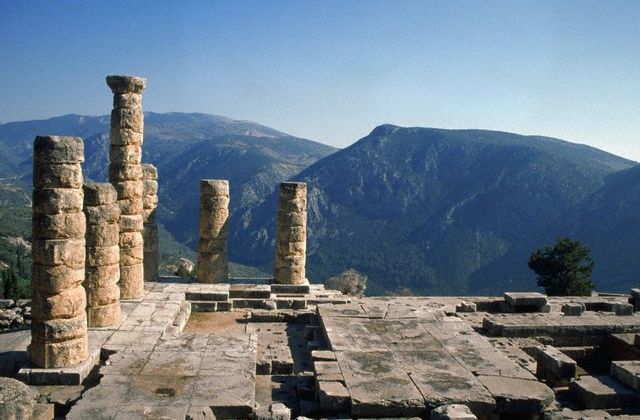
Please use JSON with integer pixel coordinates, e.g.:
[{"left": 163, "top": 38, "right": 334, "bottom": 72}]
[{"left": 1, "top": 1, "right": 639, "bottom": 160}]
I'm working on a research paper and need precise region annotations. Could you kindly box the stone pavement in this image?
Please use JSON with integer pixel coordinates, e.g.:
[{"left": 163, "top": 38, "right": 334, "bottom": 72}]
[{"left": 2, "top": 282, "right": 640, "bottom": 418}]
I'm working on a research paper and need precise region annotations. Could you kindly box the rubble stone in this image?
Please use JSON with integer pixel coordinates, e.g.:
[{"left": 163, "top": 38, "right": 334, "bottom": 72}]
[
  {"left": 31, "top": 136, "right": 87, "bottom": 368},
  {"left": 431, "top": 404, "right": 477, "bottom": 420},
  {"left": 197, "top": 180, "right": 229, "bottom": 283},
  {"left": 274, "top": 182, "right": 307, "bottom": 285},
  {"left": 562, "top": 302, "right": 585, "bottom": 316}
]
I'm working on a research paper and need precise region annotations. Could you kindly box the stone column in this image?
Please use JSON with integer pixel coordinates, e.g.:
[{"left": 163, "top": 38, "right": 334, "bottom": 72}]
[
  {"left": 83, "top": 183, "right": 121, "bottom": 327},
  {"left": 274, "top": 182, "right": 307, "bottom": 284},
  {"left": 142, "top": 164, "right": 159, "bottom": 282},
  {"left": 31, "top": 136, "right": 87, "bottom": 368},
  {"left": 107, "top": 75, "right": 146, "bottom": 299},
  {"left": 196, "top": 180, "right": 229, "bottom": 283}
]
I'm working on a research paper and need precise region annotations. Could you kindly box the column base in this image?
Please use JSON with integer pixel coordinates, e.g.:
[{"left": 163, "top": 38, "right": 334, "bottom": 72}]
[{"left": 17, "top": 345, "right": 100, "bottom": 385}]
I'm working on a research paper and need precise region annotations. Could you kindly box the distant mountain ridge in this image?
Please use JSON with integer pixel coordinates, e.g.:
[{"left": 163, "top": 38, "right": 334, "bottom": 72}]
[
  {"left": 232, "top": 124, "right": 637, "bottom": 294},
  {"left": 1, "top": 115, "right": 638, "bottom": 295}
]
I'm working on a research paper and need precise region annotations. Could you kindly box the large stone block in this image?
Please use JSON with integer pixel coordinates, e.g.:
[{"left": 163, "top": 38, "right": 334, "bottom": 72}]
[
  {"left": 113, "top": 180, "right": 144, "bottom": 199},
  {"left": 32, "top": 188, "right": 83, "bottom": 214},
  {"left": 32, "top": 212, "right": 86, "bottom": 240},
  {"left": 117, "top": 197, "right": 144, "bottom": 215},
  {"left": 110, "top": 144, "right": 142, "bottom": 164},
  {"left": 87, "top": 302, "right": 121, "bottom": 328},
  {"left": 118, "top": 215, "right": 144, "bottom": 232},
  {"left": 120, "top": 244, "right": 143, "bottom": 266},
  {"left": 34, "top": 163, "right": 83, "bottom": 189},
  {"left": 108, "top": 162, "right": 143, "bottom": 181},
  {"left": 85, "top": 263, "right": 119, "bottom": 287},
  {"left": 85, "top": 224, "right": 119, "bottom": 247},
  {"left": 200, "top": 179, "right": 229, "bottom": 196},
  {"left": 85, "top": 284, "right": 120, "bottom": 307},
  {"left": 84, "top": 204, "right": 120, "bottom": 225},
  {"left": 109, "top": 128, "right": 143, "bottom": 146},
  {"left": 32, "top": 238, "right": 85, "bottom": 268},
  {"left": 34, "top": 136, "right": 84, "bottom": 164},
  {"left": 110, "top": 108, "right": 143, "bottom": 133},
  {"left": 30, "top": 335, "right": 88, "bottom": 369},
  {"left": 106, "top": 75, "right": 147, "bottom": 94},
  {"left": 142, "top": 164, "right": 158, "bottom": 180},
  {"left": 534, "top": 345, "right": 577, "bottom": 386},
  {"left": 120, "top": 264, "right": 144, "bottom": 299},
  {"left": 143, "top": 179, "right": 158, "bottom": 195},
  {"left": 431, "top": 404, "right": 477, "bottom": 420},
  {"left": 32, "top": 265, "right": 84, "bottom": 294},
  {"left": 31, "top": 313, "right": 87, "bottom": 342},
  {"left": 31, "top": 286, "right": 86, "bottom": 320},
  {"left": 83, "top": 182, "right": 117, "bottom": 205},
  {"left": 113, "top": 92, "right": 142, "bottom": 109},
  {"left": 85, "top": 245, "right": 120, "bottom": 267}
]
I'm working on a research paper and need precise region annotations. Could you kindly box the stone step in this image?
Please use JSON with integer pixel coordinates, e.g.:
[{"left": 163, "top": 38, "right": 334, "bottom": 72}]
[
  {"left": 190, "top": 301, "right": 233, "bottom": 312},
  {"left": 229, "top": 284, "right": 272, "bottom": 299},
  {"left": 610, "top": 361, "right": 640, "bottom": 391},
  {"left": 271, "top": 282, "right": 310, "bottom": 294},
  {"left": 233, "top": 299, "right": 271, "bottom": 309},
  {"left": 185, "top": 290, "right": 229, "bottom": 302},
  {"left": 569, "top": 375, "right": 640, "bottom": 409}
]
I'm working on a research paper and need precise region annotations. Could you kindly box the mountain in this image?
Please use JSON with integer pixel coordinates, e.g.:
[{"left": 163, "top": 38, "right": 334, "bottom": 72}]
[
  {"left": 233, "top": 125, "right": 637, "bottom": 295},
  {"left": 0, "top": 112, "right": 336, "bottom": 272}
]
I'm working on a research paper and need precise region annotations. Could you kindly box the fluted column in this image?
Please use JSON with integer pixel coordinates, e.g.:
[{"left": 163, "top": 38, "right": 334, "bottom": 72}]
[
  {"left": 142, "top": 164, "right": 159, "bottom": 282},
  {"left": 106, "top": 75, "right": 146, "bottom": 299},
  {"left": 274, "top": 182, "right": 307, "bottom": 284},
  {"left": 83, "top": 183, "right": 121, "bottom": 327},
  {"left": 196, "top": 180, "right": 229, "bottom": 283},
  {"left": 31, "top": 136, "right": 87, "bottom": 368}
]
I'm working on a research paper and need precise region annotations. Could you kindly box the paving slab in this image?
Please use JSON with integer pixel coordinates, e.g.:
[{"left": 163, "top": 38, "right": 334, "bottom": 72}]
[
  {"left": 317, "top": 380, "right": 350, "bottom": 413},
  {"left": 335, "top": 350, "right": 425, "bottom": 417},
  {"left": 504, "top": 292, "right": 548, "bottom": 308},
  {"left": 396, "top": 350, "right": 496, "bottom": 416}
]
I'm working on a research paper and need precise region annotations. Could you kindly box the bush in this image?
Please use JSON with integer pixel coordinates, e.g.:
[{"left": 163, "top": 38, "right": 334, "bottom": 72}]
[
  {"left": 528, "top": 237, "right": 594, "bottom": 296},
  {"left": 1, "top": 267, "right": 31, "bottom": 300},
  {"left": 325, "top": 269, "right": 367, "bottom": 297}
]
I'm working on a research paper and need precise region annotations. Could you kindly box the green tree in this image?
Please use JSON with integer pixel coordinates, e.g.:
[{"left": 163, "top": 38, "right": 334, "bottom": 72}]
[
  {"left": 2, "top": 267, "right": 21, "bottom": 300},
  {"left": 528, "top": 238, "right": 594, "bottom": 296}
]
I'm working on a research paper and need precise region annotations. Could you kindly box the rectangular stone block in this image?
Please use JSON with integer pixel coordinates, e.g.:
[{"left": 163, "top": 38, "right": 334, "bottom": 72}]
[
  {"left": 534, "top": 345, "right": 576, "bottom": 386},
  {"left": 34, "top": 163, "right": 83, "bottom": 189},
  {"left": 318, "top": 381, "right": 350, "bottom": 413},
  {"left": 610, "top": 360, "right": 640, "bottom": 391},
  {"left": 84, "top": 204, "right": 119, "bottom": 225},
  {"left": 32, "top": 212, "right": 86, "bottom": 240},
  {"left": 33, "top": 188, "right": 83, "bottom": 214},
  {"left": 32, "top": 264, "right": 84, "bottom": 294},
  {"left": 569, "top": 375, "right": 640, "bottom": 409}
]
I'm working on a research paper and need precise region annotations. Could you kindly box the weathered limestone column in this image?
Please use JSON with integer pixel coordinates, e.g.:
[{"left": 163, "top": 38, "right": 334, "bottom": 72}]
[
  {"left": 107, "top": 75, "right": 146, "bottom": 299},
  {"left": 274, "top": 182, "right": 307, "bottom": 284},
  {"left": 142, "top": 164, "right": 159, "bottom": 282},
  {"left": 31, "top": 136, "right": 87, "bottom": 368},
  {"left": 83, "top": 183, "right": 121, "bottom": 327},
  {"left": 196, "top": 180, "right": 229, "bottom": 283}
]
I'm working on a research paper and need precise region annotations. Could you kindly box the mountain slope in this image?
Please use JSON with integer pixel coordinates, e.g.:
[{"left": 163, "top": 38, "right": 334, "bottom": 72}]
[
  {"left": 0, "top": 112, "right": 336, "bottom": 269},
  {"left": 233, "top": 125, "right": 636, "bottom": 294}
]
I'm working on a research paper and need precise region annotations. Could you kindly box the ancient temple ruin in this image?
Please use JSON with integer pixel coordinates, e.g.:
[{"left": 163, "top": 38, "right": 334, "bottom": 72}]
[{"left": 2, "top": 75, "right": 639, "bottom": 420}]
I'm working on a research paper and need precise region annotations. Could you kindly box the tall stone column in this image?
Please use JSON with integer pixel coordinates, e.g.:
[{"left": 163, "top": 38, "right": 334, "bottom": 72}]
[
  {"left": 83, "top": 183, "right": 121, "bottom": 327},
  {"left": 107, "top": 75, "right": 146, "bottom": 299},
  {"left": 274, "top": 182, "right": 307, "bottom": 284},
  {"left": 196, "top": 180, "right": 229, "bottom": 283},
  {"left": 31, "top": 136, "right": 87, "bottom": 368},
  {"left": 142, "top": 164, "right": 159, "bottom": 282}
]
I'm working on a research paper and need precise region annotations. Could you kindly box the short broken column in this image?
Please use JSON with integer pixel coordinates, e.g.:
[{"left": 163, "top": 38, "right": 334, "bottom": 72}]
[
  {"left": 196, "top": 180, "right": 229, "bottom": 283},
  {"left": 107, "top": 75, "right": 146, "bottom": 299},
  {"left": 142, "top": 164, "right": 159, "bottom": 282},
  {"left": 31, "top": 136, "right": 87, "bottom": 368},
  {"left": 83, "top": 182, "right": 121, "bottom": 327},
  {"left": 274, "top": 182, "right": 307, "bottom": 285}
]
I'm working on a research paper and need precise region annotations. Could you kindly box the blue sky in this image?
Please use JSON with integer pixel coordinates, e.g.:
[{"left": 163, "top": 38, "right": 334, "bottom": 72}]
[{"left": 1, "top": 1, "right": 639, "bottom": 160}]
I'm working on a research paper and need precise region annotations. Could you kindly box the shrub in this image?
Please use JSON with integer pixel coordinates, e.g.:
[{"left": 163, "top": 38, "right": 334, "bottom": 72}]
[{"left": 325, "top": 269, "right": 367, "bottom": 297}]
